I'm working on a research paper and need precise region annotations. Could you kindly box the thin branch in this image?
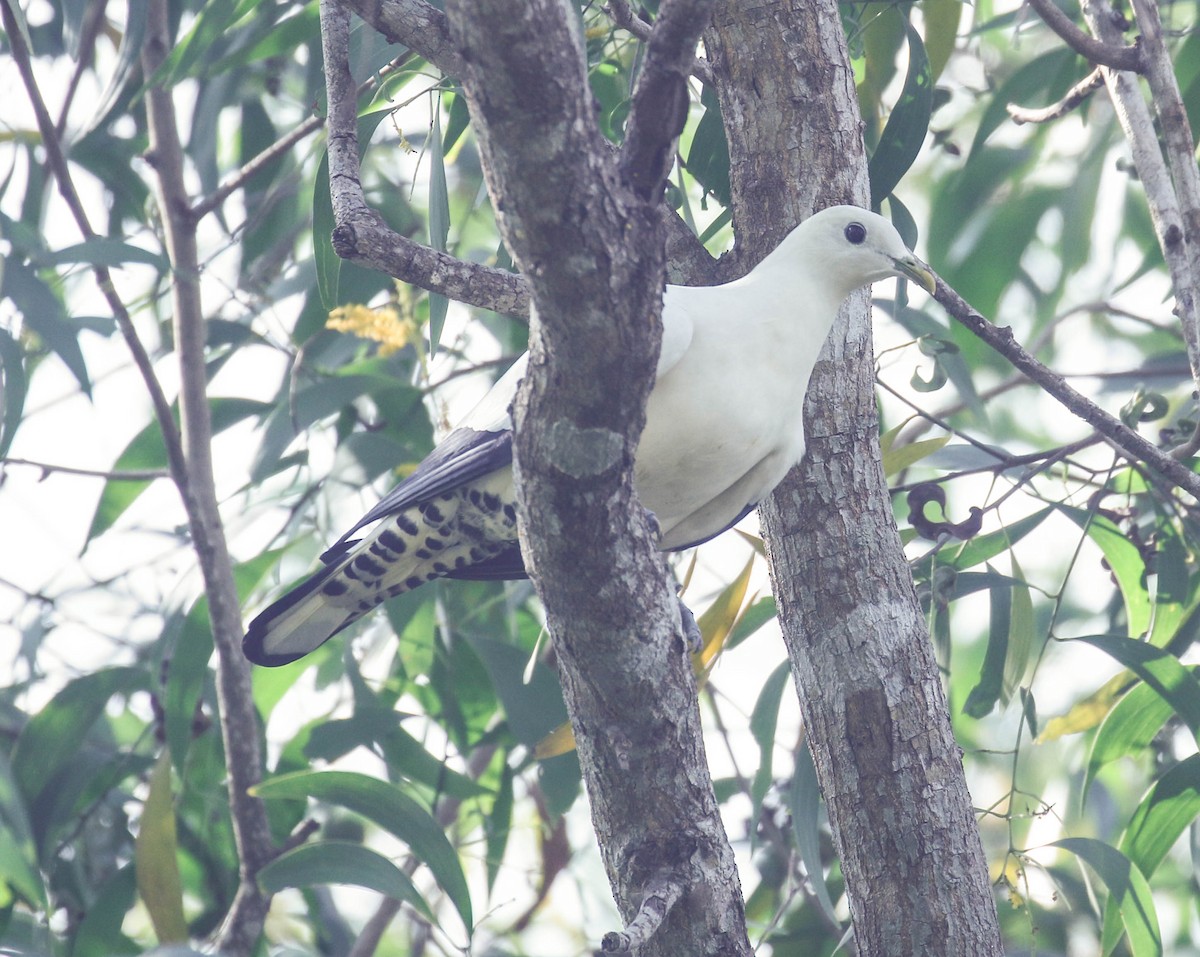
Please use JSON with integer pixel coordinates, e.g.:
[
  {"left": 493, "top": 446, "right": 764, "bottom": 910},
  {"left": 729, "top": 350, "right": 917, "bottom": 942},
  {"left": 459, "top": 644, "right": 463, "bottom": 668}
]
[
  {"left": 192, "top": 114, "right": 324, "bottom": 221},
  {"left": 1, "top": 0, "right": 188, "bottom": 504},
  {"left": 604, "top": 0, "right": 714, "bottom": 84},
  {"left": 931, "top": 274, "right": 1200, "bottom": 499},
  {"left": 618, "top": 0, "right": 718, "bottom": 201},
  {"left": 1024, "top": 0, "right": 1143, "bottom": 72},
  {"left": 1081, "top": 0, "right": 1200, "bottom": 391},
  {"left": 0, "top": 457, "right": 169, "bottom": 481},
  {"left": 319, "top": 0, "right": 531, "bottom": 318},
  {"left": 141, "top": 1, "right": 276, "bottom": 952},
  {"left": 1007, "top": 66, "right": 1104, "bottom": 124},
  {"left": 601, "top": 870, "right": 687, "bottom": 953}
]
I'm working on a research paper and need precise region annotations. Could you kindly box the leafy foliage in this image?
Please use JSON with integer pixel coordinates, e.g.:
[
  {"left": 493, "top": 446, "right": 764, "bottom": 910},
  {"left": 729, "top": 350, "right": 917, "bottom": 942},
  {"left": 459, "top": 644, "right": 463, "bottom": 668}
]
[{"left": 2, "top": 0, "right": 1200, "bottom": 954}]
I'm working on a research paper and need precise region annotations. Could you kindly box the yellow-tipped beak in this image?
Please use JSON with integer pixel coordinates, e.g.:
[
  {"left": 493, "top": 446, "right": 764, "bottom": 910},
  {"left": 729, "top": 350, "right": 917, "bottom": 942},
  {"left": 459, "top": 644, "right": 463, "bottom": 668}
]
[{"left": 893, "top": 255, "right": 936, "bottom": 294}]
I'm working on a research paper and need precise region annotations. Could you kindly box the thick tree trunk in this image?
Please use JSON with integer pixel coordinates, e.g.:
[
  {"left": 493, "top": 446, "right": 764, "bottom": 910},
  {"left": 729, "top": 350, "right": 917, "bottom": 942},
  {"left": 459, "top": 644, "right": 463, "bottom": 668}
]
[
  {"left": 444, "top": 3, "right": 750, "bottom": 954},
  {"left": 708, "top": 2, "right": 1004, "bottom": 954}
]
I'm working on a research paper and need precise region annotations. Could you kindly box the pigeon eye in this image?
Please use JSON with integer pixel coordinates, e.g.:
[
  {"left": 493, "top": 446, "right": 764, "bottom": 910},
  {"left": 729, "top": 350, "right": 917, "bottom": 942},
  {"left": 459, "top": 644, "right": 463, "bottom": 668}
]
[{"left": 844, "top": 222, "right": 867, "bottom": 245}]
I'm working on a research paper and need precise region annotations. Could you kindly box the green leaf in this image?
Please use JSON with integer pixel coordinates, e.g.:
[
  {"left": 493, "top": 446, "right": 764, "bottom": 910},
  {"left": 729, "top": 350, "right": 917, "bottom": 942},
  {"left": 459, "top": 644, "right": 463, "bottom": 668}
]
[
  {"left": 85, "top": 398, "right": 270, "bottom": 545},
  {"left": 1084, "top": 671, "right": 1199, "bottom": 798},
  {"left": 789, "top": 744, "right": 839, "bottom": 927},
  {"left": 1052, "top": 838, "right": 1160, "bottom": 957},
  {"left": 1073, "top": 635, "right": 1200, "bottom": 735},
  {"left": 11, "top": 666, "right": 149, "bottom": 810},
  {"left": 1003, "top": 553, "right": 1035, "bottom": 699},
  {"left": 962, "top": 564, "right": 1009, "bottom": 718},
  {"left": 0, "top": 325, "right": 27, "bottom": 459},
  {"left": 428, "top": 104, "right": 451, "bottom": 354},
  {"left": 1059, "top": 507, "right": 1151, "bottom": 639},
  {"left": 924, "top": 0, "right": 963, "bottom": 83},
  {"left": 1101, "top": 756, "right": 1200, "bottom": 953},
  {"left": 950, "top": 507, "right": 1052, "bottom": 571},
  {"left": 3, "top": 259, "right": 92, "bottom": 396},
  {"left": 0, "top": 752, "right": 46, "bottom": 909},
  {"left": 254, "top": 769, "right": 473, "bottom": 930},
  {"left": 881, "top": 432, "right": 950, "bottom": 476},
  {"left": 485, "top": 761, "right": 514, "bottom": 896},
  {"left": 750, "top": 663, "right": 792, "bottom": 822},
  {"left": 686, "top": 86, "right": 731, "bottom": 207},
  {"left": 868, "top": 21, "right": 933, "bottom": 208},
  {"left": 313, "top": 151, "right": 341, "bottom": 310},
  {"left": 257, "top": 841, "right": 432, "bottom": 918},
  {"left": 469, "top": 638, "right": 568, "bottom": 747},
  {"left": 34, "top": 237, "right": 167, "bottom": 270},
  {"left": 134, "top": 751, "right": 187, "bottom": 944}
]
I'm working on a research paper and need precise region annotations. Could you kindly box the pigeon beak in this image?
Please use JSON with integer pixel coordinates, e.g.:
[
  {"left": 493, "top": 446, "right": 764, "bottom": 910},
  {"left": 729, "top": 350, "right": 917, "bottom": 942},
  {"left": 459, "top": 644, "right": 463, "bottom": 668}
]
[{"left": 892, "top": 254, "right": 936, "bottom": 294}]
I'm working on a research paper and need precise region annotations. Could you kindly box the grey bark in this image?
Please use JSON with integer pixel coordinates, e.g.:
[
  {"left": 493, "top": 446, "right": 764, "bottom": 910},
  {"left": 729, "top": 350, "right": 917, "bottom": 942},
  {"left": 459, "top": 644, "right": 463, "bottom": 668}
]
[
  {"left": 444, "top": 2, "right": 750, "bottom": 955},
  {"left": 707, "top": 2, "right": 1004, "bottom": 955}
]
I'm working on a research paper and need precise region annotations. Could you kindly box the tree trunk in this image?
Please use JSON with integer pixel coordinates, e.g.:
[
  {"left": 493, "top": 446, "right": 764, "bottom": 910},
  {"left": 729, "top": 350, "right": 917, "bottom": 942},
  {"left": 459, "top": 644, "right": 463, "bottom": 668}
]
[
  {"left": 445, "top": 3, "right": 751, "bottom": 954},
  {"left": 707, "top": 2, "right": 1004, "bottom": 953}
]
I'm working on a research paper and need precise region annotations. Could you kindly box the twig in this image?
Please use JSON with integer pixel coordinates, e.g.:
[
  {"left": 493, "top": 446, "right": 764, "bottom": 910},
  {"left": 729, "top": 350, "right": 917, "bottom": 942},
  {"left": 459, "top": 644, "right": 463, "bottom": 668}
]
[
  {"left": 141, "top": 1, "right": 277, "bottom": 952},
  {"left": 604, "top": 0, "right": 715, "bottom": 84},
  {"left": 1007, "top": 67, "right": 1104, "bottom": 124},
  {"left": 1081, "top": 0, "right": 1200, "bottom": 390},
  {"left": 600, "top": 869, "right": 687, "bottom": 953},
  {"left": 0, "top": 457, "right": 169, "bottom": 481},
  {"left": 931, "top": 274, "right": 1200, "bottom": 499},
  {"left": 889, "top": 435, "right": 1105, "bottom": 493},
  {"left": 1024, "top": 0, "right": 1143, "bottom": 71}
]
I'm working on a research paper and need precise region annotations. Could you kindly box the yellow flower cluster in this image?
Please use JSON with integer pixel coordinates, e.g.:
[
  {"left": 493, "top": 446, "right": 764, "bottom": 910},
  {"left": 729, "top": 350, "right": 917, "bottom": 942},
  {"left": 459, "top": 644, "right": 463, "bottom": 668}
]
[{"left": 325, "top": 303, "right": 416, "bottom": 357}]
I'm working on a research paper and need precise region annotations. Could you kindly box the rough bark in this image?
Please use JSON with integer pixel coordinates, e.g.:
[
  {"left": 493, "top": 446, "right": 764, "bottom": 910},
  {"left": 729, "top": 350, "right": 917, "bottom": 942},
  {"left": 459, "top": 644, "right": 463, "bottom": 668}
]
[
  {"left": 444, "top": 3, "right": 749, "bottom": 955},
  {"left": 707, "top": 2, "right": 1004, "bottom": 954}
]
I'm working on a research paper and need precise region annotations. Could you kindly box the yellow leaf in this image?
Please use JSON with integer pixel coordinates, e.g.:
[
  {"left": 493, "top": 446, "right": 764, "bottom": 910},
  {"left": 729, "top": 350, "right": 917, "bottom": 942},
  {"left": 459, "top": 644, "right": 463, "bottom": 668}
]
[
  {"left": 1037, "top": 672, "right": 1134, "bottom": 741},
  {"left": 694, "top": 556, "right": 756, "bottom": 678},
  {"left": 534, "top": 721, "right": 576, "bottom": 760},
  {"left": 135, "top": 749, "right": 188, "bottom": 944}
]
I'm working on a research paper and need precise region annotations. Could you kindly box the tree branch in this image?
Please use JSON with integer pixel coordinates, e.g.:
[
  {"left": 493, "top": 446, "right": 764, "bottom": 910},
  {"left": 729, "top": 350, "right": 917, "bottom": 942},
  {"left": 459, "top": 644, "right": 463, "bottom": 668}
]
[
  {"left": 1007, "top": 66, "right": 1104, "bottom": 124},
  {"left": 619, "top": 0, "right": 717, "bottom": 201},
  {"left": 605, "top": 0, "right": 715, "bottom": 84},
  {"left": 1025, "top": 0, "right": 1143, "bottom": 72},
  {"left": 1127, "top": 0, "right": 1200, "bottom": 383},
  {"left": 932, "top": 274, "right": 1200, "bottom": 498},
  {"left": 342, "top": 0, "right": 464, "bottom": 76},
  {"left": 319, "top": 2, "right": 531, "bottom": 319},
  {"left": 0, "top": 457, "right": 169, "bottom": 481},
  {"left": 600, "top": 870, "right": 686, "bottom": 953},
  {"left": 141, "top": 2, "right": 276, "bottom": 951},
  {"left": 1079, "top": 0, "right": 1200, "bottom": 391}
]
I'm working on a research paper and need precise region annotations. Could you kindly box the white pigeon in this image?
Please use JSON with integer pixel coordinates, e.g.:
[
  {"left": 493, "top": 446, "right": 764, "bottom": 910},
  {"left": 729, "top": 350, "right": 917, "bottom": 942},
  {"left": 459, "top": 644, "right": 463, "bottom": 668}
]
[{"left": 243, "top": 206, "right": 934, "bottom": 666}]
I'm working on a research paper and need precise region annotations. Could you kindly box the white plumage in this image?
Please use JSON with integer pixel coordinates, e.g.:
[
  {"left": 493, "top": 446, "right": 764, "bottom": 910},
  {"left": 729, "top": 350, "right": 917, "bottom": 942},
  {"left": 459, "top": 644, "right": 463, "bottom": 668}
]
[{"left": 244, "top": 206, "right": 934, "bottom": 666}]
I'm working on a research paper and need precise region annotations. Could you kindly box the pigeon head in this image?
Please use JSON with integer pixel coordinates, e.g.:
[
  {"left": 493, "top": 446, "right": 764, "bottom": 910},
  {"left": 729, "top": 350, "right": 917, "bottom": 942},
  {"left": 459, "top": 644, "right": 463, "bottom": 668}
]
[{"left": 782, "top": 205, "right": 936, "bottom": 300}]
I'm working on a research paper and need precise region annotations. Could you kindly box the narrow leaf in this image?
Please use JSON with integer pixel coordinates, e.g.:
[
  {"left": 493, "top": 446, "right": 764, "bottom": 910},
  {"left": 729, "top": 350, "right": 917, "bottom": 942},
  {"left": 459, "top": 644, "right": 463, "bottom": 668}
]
[
  {"left": 254, "top": 769, "right": 472, "bottom": 930},
  {"left": 868, "top": 22, "right": 933, "bottom": 207},
  {"left": 134, "top": 751, "right": 187, "bottom": 944},
  {"left": 1053, "top": 838, "right": 1160, "bottom": 957},
  {"left": 789, "top": 744, "right": 840, "bottom": 927},
  {"left": 427, "top": 104, "right": 451, "bottom": 353},
  {"left": 1073, "top": 635, "right": 1200, "bottom": 735},
  {"left": 257, "top": 841, "right": 432, "bottom": 918},
  {"left": 750, "top": 663, "right": 792, "bottom": 821},
  {"left": 963, "top": 565, "right": 1009, "bottom": 718}
]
